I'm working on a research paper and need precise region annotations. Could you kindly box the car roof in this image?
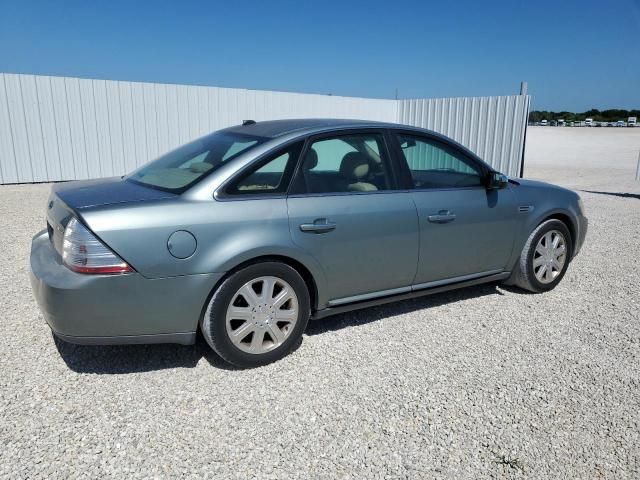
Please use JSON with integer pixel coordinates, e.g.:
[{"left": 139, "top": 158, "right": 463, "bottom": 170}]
[
  {"left": 222, "top": 118, "right": 398, "bottom": 139},
  {"left": 219, "top": 118, "right": 492, "bottom": 173}
]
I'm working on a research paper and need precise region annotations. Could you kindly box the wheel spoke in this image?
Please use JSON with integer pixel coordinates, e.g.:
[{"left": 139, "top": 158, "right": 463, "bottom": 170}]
[
  {"left": 261, "top": 277, "right": 276, "bottom": 302},
  {"left": 267, "top": 324, "right": 285, "bottom": 343},
  {"left": 227, "top": 306, "right": 252, "bottom": 320},
  {"left": 275, "top": 308, "right": 296, "bottom": 321},
  {"left": 554, "top": 245, "right": 566, "bottom": 256},
  {"left": 552, "top": 233, "right": 561, "bottom": 248},
  {"left": 544, "top": 231, "right": 553, "bottom": 248},
  {"left": 533, "top": 256, "right": 545, "bottom": 268},
  {"left": 536, "top": 264, "right": 547, "bottom": 281},
  {"left": 272, "top": 288, "right": 292, "bottom": 308},
  {"left": 238, "top": 284, "right": 259, "bottom": 308},
  {"left": 230, "top": 321, "right": 254, "bottom": 341},
  {"left": 250, "top": 329, "right": 265, "bottom": 352}
]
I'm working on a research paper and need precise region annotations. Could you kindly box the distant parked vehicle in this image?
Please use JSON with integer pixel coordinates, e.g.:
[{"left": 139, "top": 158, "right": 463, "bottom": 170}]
[
  {"left": 558, "top": 119, "right": 565, "bottom": 126},
  {"left": 540, "top": 120, "right": 548, "bottom": 126},
  {"left": 616, "top": 120, "right": 626, "bottom": 127},
  {"left": 628, "top": 117, "right": 637, "bottom": 127},
  {"left": 585, "top": 118, "right": 593, "bottom": 127},
  {"left": 550, "top": 120, "right": 557, "bottom": 127}
]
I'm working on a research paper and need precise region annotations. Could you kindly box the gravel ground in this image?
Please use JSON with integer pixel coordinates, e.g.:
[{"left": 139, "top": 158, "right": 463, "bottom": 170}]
[{"left": 1, "top": 128, "right": 639, "bottom": 478}]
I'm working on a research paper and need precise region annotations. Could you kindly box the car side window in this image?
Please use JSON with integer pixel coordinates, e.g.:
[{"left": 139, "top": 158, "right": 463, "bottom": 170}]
[
  {"left": 395, "top": 134, "right": 483, "bottom": 189},
  {"left": 226, "top": 142, "right": 303, "bottom": 195},
  {"left": 295, "top": 133, "right": 392, "bottom": 194}
]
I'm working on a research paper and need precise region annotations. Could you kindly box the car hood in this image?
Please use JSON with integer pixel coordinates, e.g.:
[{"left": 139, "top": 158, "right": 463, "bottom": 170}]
[
  {"left": 512, "top": 177, "right": 576, "bottom": 194},
  {"left": 53, "top": 177, "right": 176, "bottom": 210},
  {"left": 510, "top": 177, "right": 580, "bottom": 207}
]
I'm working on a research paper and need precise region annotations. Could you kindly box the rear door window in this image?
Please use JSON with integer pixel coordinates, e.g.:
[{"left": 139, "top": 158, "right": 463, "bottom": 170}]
[
  {"left": 293, "top": 133, "right": 392, "bottom": 194},
  {"left": 226, "top": 142, "right": 303, "bottom": 195}
]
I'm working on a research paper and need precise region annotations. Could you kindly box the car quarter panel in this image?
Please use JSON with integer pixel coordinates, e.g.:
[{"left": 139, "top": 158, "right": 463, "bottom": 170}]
[
  {"left": 30, "top": 231, "right": 222, "bottom": 337},
  {"left": 79, "top": 197, "right": 329, "bottom": 304}
]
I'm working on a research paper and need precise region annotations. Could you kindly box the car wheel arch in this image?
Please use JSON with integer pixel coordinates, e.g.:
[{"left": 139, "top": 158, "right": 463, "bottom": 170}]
[
  {"left": 540, "top": 212, "right": 576, "bottom": 246},
  {"left": 507, "top": 208, "right": 577, "bottom": 273},
  {"left": 197, "top": 254, "right": 321, "bottom": 329}
]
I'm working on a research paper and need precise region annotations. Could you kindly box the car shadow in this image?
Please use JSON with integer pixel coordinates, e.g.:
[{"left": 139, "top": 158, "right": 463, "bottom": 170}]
[
  {"left": 55, "top": 282, "right": 506, "bottom": 374},
  {"left": 54, "top": 334, "right": 239, "bottom": 374},
  {"left": 306, "top": 282, "right": 504, "bottom": 336},
  {"left": 580, "top": 189, "right": 640, "bottom": 200}
]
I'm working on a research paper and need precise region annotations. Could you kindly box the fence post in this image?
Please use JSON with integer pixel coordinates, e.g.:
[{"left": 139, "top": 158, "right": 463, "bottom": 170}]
[
  {"left": 518, "top": 81, "right": 529, "bottom": 178},
  {"left": 520, "top": 82, "right": 528, "bottom": 95}
]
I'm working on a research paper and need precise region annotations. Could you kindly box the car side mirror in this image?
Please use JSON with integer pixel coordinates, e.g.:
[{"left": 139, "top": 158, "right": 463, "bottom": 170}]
[{"left": 486, "top": 172, "right": 508, "bottom": 190}]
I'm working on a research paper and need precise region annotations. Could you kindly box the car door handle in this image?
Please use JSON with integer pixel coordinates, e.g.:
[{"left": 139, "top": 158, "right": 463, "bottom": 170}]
[
  {"left": 299, "top": 219, "right": 337, "bottom": 234},
  {"left": 428, "top": 210, "right": 456, "bottom": 224}
]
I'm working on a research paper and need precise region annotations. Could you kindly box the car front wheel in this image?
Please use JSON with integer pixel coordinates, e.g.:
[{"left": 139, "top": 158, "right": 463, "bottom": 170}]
[
  {"left": 512, "top": 219, "right": 573, "bottom": 293},
  {"left": 201, "top": 261, "right": 311, "bottom": 368}
]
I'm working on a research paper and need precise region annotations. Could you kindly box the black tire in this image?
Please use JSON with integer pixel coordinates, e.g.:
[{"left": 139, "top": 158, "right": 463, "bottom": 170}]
[
  {"left": 201, "top": 261, "right": 311, "bottom": 368},
  {"left": 512, "top": 219, "right": 573, "bottom": 293}
]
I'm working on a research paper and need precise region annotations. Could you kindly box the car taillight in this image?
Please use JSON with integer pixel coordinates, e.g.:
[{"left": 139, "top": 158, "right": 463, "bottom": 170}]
[{"left": 62, "top": 217, "right": 133, "bottom": 274}]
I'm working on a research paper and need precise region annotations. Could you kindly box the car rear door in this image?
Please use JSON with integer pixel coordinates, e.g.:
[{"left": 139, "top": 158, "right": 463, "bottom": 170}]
[
  {"left": 389, "top": 131, "right": 518, "bottom": 286},
  {"left": 286, "top": 130, "right": 419, "bottom": 305}
]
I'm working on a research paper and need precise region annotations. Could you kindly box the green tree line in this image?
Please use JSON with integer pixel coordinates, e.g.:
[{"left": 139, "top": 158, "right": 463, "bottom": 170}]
[{"left": 529, "top": 109, "right": 639, "bottom": 123}]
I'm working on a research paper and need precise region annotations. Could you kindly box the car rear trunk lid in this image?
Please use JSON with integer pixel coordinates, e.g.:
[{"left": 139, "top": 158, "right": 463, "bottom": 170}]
[
  {"left": 53, "top": 177, "right": 176, "bottom": 210},
  {"left": 46, "top": 177, "right": 176, "bottom": 256}
]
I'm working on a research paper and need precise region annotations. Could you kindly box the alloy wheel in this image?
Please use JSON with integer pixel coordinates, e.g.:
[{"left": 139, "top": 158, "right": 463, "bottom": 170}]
[
  {"left": 533, "top": 230, "right": 567, "bottom": 284},
  {"left": 225, "top": 276, "right": 299, "bottom": 354}
]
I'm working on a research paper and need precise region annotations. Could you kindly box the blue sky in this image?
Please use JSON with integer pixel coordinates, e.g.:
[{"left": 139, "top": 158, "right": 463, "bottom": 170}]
[{"left": 1, "top": 0, "right": 638, "bottom": 111}]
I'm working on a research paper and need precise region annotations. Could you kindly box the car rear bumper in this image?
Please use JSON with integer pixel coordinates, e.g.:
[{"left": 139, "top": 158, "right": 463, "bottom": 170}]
[{"left": 29, "top": 230, "right": 223, "bottom": 345}]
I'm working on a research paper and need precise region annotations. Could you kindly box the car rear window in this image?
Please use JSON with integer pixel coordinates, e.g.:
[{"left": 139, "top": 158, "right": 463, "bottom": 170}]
[{"left": 126, "top": 131, "right": 268, "bottom": 193}]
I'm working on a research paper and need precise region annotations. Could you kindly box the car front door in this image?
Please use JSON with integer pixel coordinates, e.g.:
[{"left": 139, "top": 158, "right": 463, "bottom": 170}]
[
  {"left": 390, "top": 131, "right": 518, "bottom": 287},
  {"left": 287, "top": 131, "right": 419, "bottom": 306}
]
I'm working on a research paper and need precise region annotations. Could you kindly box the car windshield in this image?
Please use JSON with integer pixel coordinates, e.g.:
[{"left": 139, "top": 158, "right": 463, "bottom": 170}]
[{"left": 126, "top": 131, "right": 268, "bottom": 193}]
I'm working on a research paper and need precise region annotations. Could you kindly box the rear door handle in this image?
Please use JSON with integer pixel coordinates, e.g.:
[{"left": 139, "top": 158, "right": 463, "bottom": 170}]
[
  {"left": 299, "top": 219, "right": 337, "bottom": 234},
  {"left": 428, "top": 210, "right": 456, "bottom": 224}
]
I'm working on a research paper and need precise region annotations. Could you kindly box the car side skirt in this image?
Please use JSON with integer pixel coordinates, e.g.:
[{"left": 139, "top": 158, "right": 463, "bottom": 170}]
[{"left": 312, "top": 271, "right": 510, "bottom": 320}]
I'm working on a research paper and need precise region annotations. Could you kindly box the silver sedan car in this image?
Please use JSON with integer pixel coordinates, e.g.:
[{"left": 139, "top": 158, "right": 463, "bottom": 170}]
[{"left": 30, "top": 119, "right": 588, "bottom": 367}]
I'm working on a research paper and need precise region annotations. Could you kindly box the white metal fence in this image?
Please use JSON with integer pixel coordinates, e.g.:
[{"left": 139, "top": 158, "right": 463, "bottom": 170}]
[
  {"left": 0, "top": 73, "right": 529, "bottom": 184},
  {"left": 397, "top": 95, "right": 530, "bottom": 177}
]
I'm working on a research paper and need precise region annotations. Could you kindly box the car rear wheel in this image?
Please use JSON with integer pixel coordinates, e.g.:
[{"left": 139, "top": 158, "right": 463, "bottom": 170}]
[
  {"left": 201, "top": 262, "right": 310, "bottom": 368},
  {"left": 512, "top": 219, "right": 573, "bottom": 293}
]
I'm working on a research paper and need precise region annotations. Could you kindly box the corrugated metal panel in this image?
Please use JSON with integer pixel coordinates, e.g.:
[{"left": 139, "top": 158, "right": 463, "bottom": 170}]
[
  {"left": 0, "top": 74, "right": 18, "bottom": 183},
  {"left": 0, "top": 73, "right": 528, "bottom": 183},
  {"left": 397, "top": 95, "right": 530, "bottom": 177}
]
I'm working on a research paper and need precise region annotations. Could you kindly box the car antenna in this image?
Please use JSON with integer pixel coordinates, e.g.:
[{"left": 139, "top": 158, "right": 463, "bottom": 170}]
[{"left": 242, "top": 119, "right": 256, "bottom": 126}]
